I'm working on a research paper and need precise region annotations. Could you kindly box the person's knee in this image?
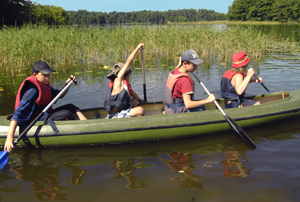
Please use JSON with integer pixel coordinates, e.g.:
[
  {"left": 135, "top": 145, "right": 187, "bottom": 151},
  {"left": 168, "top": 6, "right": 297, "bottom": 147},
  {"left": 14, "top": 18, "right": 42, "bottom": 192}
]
[
  {"left": 137, "top": 106, "right": 144, "bottom": 116},
  {"left": 131, "top": 106, "right": 144, "bottom": 117}
]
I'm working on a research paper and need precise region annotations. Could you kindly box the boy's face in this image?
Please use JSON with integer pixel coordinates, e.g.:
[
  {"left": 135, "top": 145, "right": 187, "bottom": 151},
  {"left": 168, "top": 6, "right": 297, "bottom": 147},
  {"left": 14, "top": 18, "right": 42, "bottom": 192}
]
[
  {"left": 34, "top": 72, "right": 51, "bottom": 85},
  {"left": 184, "top": 61, "right": 197, "bottom": 72}
]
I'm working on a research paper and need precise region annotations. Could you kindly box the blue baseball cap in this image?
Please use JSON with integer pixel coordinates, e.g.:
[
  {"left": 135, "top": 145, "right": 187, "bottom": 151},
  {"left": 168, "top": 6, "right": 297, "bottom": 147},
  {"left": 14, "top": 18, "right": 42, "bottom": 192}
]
[{"left": 181, "top": 50, "right": 203, "bottom": 65}]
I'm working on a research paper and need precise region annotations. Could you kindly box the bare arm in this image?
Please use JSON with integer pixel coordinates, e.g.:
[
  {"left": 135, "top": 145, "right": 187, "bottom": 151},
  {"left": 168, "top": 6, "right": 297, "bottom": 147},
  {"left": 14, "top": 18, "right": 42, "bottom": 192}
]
[
  {"left": 4, "top": 120, "right": 18, "bottom": 152},
  {"left": 132, "top": 90, "right": 146, "bottom": 103},
  {"left": 232, "top": 68, "right": 255, "bottom": 95},
  {"left": 113, "top": 43, "right": 145, "bottom": 94},
  {"left": 117, "top": 43, "right": 145, "bottom": 80},
  {"left": 183, "top": 93, "right": 216, "bottom": 109}
]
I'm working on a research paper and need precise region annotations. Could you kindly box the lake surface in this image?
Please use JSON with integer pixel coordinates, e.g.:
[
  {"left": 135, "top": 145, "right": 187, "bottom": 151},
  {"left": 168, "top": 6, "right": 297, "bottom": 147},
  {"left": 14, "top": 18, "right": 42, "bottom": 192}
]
[{"left": 1, "top": 24, "right": 300, "bottom": 201}]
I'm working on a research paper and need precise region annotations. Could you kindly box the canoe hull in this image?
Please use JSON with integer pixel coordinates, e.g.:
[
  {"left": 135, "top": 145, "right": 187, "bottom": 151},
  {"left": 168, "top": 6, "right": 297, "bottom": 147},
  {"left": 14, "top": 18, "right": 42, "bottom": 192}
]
[{"left": 1, "top": 89, "right": 300, "bottom": 147}]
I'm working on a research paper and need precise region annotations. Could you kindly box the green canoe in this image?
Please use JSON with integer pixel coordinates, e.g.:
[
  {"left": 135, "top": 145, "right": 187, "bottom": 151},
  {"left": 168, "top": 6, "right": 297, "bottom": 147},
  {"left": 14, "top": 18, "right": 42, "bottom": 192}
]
[{"left": 0, "top": 89, "right": 300, "bottom": 148}]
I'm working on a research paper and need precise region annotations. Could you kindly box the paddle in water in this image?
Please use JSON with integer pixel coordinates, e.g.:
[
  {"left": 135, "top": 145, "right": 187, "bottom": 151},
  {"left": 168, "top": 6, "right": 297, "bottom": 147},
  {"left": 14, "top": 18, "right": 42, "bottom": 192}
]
[
  {"left": 0, "top": 77, "right": 77, "bottom": 169},
  {"left": 192, "top": 72, "right": 256, "bottom": 149}
]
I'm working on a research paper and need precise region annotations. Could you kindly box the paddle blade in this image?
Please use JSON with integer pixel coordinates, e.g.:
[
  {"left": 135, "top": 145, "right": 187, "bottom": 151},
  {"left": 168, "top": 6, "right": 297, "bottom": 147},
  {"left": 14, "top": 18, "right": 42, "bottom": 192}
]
[
  {"left": 224, "top": 115, "right": 256, "bottom": 149},
  {"left": 0, "top": 151, "right": 8, "bottom": 169}
]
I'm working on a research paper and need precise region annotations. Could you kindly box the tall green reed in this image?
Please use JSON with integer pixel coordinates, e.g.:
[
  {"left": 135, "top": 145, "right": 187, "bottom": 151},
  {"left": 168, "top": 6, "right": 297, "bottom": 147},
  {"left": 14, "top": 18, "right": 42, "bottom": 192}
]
[{"left": 0, "top": 24, "right": 298, "bottom": 76}]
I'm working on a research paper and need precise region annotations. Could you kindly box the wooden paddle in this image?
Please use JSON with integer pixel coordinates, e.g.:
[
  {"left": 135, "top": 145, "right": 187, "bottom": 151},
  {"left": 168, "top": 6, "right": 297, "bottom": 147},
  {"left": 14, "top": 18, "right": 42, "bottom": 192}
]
[
  {"left": 140, "top": 47, "right": 147, "bottom": 101},
  {"left": 0, "top": 77, "right": 77, "bottom": 169},
  {"left": 192, "top": 72, "right": 256, "bottom": 149},
  {"left": 254, "top": 74, "right": 270, "bottom": 93}
]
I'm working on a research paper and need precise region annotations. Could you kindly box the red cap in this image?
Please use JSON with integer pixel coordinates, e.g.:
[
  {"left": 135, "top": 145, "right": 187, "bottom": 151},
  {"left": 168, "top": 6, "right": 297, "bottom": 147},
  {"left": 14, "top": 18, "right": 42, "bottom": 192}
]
[{"left": 232, "top": 52, "right": 250, "bottom": 68}]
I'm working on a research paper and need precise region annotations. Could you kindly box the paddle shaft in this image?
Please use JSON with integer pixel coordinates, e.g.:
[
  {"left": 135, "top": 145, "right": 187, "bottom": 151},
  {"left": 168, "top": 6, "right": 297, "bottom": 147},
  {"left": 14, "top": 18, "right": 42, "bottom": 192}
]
[
  {"left": 253, "top": 74, "right": 270, "bottom": 93},
  {"left": 192, "top": 72, "right": 256, "bottom": 148},
  {"left": 13, "top": 78, "right": 76, "bottom": 145},
  {"left": 192, "top": 72, "right": 226, "bottom": 116},
  {"left": 140, "top": 47, "right": 147, "bottom": 101}
]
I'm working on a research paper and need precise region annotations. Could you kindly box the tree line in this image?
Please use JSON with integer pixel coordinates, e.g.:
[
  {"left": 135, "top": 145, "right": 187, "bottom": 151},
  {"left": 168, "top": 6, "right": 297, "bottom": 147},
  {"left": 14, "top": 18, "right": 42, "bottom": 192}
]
[
  {"left": 1, "top": 0, "right": 300, "bottom": 28},
  {"left": 227, "top": 0, "right": 300, "bottom": 22},
  {"left": 67, "top": 9, "right": 226, "bottom": 25},
  {"left": 1, "top": 0, "right": 226, "bottom": 27}
]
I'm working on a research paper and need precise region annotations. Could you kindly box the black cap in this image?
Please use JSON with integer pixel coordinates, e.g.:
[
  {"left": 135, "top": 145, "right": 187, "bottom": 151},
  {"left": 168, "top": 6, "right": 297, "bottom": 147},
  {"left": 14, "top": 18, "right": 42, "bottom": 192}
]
[{"left": 32, "top": 60, "right": 55, "bottom": 74}]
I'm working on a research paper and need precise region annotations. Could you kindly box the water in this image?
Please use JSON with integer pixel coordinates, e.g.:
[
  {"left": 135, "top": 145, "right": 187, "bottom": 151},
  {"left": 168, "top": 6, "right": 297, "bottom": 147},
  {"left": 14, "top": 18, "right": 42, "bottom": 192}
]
[{"left": 1, "top": 25, "right": 300, "bottom": 201}]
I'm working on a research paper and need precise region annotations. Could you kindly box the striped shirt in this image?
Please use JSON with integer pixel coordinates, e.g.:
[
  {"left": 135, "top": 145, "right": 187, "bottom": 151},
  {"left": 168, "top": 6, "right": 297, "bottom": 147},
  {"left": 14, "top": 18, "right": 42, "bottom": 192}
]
[{"left": 12, "top": 83, "right": 60, "bottom": 126}]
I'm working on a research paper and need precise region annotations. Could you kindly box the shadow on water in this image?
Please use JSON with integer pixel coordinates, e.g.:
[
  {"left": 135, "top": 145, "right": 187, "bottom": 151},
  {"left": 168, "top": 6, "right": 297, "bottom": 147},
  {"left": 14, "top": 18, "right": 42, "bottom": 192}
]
[{"left": 1, "top": 116, "right": 300, "bottom": 201}]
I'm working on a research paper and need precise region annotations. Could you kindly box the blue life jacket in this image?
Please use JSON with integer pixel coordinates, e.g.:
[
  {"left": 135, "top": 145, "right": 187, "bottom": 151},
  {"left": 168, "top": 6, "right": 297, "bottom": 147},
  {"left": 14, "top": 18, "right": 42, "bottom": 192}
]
[
  {"left": 220, "top": 70, "right": 246, "bottom": 106},
  {"left": 104, "top": 80, "right": 132, "bottom": 112}
]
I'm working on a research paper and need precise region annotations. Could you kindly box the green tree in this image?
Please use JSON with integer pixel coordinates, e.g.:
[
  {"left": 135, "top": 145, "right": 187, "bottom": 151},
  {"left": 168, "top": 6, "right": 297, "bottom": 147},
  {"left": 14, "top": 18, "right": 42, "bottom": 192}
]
[
  {"left": 0, "top": 0, "right": 32, "bottom": 27},
  {"left": 227, "top": 0, "right": 300, "bottom": 22}
]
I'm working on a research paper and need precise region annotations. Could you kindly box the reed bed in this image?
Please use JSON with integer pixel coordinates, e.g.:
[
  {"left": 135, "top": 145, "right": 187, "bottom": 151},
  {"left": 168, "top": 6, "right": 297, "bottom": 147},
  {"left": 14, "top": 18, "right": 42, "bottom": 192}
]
[{"left": 0, "top": 24, "right": 298, "bottom": 76}]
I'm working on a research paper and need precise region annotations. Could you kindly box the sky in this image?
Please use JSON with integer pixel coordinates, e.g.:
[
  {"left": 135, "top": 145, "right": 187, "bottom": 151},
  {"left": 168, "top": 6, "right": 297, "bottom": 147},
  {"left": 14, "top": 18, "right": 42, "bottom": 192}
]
[{"left": 34, "top": 0, "right": 234, "bottom": 14}]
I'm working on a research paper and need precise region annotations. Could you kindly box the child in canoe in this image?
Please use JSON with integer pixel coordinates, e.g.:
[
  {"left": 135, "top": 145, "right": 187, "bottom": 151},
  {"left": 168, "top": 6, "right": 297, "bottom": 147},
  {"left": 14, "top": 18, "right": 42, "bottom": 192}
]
[
  {"left": 4, "top": 60, "right": 87, "bottom": 152},
  {"left": 220, "top": 52, "right": 263, "bottom": 108},
  {"left": 164, "top": 50, "right": 216, "bottom": 114},
  {"left": 104, "top": 43, "right": 146, "bottom": 119}
]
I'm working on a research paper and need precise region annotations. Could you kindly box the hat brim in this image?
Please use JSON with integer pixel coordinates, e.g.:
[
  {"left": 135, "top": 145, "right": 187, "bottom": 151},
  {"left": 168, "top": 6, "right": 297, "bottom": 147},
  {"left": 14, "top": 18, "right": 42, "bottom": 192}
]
[
  {"left": 39, "top": 69, "right": 55, "bottom": 74},
  {"left": 190, "top": 58, "right": 204, "bottom": 65},
  {"left": 232, "top": 57, "right": 250, "bottom": 68},
  {"left": 107, "top": 68, "right": 131, "bottom": 80},
  {"left": 107, "top": 69, "right": 120, "bottom": 80}
]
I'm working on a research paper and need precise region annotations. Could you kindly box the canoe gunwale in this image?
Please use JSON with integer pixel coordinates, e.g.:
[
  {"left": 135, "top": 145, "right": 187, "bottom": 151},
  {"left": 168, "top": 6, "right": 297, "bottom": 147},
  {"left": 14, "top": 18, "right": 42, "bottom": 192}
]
[{"left": 15, "top": 106, "right": 300, "bottom": 138}]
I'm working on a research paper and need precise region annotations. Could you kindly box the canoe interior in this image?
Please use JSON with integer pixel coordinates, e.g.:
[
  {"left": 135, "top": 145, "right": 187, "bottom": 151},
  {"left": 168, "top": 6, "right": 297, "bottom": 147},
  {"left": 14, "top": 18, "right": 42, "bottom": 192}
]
[{"left": 80, "top": 92, "right": 290, "bottom": 120}]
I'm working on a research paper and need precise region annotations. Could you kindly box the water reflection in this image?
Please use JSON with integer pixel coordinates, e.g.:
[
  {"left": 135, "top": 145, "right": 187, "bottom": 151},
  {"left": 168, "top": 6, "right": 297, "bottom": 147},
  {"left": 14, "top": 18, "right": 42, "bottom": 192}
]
[
  {"left": 220, "top": 151, "right": 250, "bottom": 178},
  {"left": 63, "top": 164, "right": 87, "bottom": 186},
  {"left": 9, "top": 152, "right": 67, "bottom": 201},
  {"left": 162, "top": 152, "right": 203, "bottom": 189},
  {"left": 1, "top": 117, "right": 300, "bottom": 201},
  {"left": 111, "top": 158, "right": 149, "bottom": 190}
]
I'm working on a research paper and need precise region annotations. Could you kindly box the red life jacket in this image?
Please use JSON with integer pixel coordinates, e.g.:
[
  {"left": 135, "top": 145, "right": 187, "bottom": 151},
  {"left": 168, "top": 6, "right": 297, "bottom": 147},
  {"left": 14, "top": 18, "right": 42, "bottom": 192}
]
[
  {"left": 223, "top": 70, "right": 246, "bottom": 80},
  {"left": 15, "top": 75, "right": 53, "bottom": 121},
  {"left": 164, "top": 69, "right": 194, "bottom": 114},
  {"left": 103, "top": 79, "right": 132, "bottom": 111}
]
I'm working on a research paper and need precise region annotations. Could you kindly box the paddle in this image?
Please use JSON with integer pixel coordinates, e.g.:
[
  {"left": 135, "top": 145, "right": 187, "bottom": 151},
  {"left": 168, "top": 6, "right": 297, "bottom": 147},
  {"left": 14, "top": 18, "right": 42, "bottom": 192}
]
[
  {"left": 253, "top": 74, "right": 270, "bottom": 93},
  {"left": 140, "top": 47, "right": 147, "bottom": 102},
  {"left": 192, "top": 72, "right": 256, "bottom": 149},
  {"left": 0, "top": 77, "right": 77, "bottom": 169}
]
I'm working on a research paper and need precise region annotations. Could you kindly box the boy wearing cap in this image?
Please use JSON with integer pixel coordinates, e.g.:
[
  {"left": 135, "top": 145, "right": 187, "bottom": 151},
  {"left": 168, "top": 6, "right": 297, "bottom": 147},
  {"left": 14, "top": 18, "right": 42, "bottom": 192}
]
[
  {"left": 4, "top": 60, "right": 87, "bottom": 152},
  {"left": 104, "top": 43, "right": 145, "bottom": 119},
  {"left": 165, "top": 50, "right": 216, "bottom": 114},
  {"left": 220, "top": 52, "right": 262, "bottom": 108}
]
